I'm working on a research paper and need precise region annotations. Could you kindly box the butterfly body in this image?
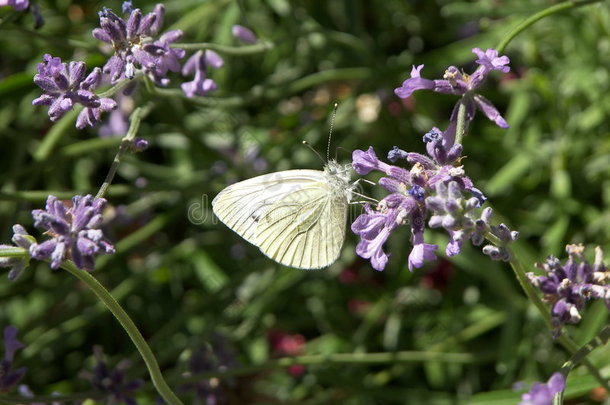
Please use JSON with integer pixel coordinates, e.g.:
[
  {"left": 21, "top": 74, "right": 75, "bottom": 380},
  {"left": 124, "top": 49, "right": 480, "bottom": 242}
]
[{"left": 212, "top": 160, "right": 352, "bottom": 269}]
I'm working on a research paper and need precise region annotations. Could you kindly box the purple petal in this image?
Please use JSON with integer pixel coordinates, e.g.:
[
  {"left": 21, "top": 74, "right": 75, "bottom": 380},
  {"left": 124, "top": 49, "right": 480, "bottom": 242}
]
[
  {"left": 473, "top": 94, "right": 509, "bottom": 128},
  {"left": 3, "top": 326, "right": 24, "bottom": 362},
  {"left": 205, "top": 50, "right": 224, "bottom": 69},
  {"left": 394, "top": 65, "right": 435, "bottom": 99},
  {"left": 92, "top": 27, "right": 112, "bottom": 43},
  {"left": 232, "top": 24, "right": 257, "bottom": 44},
  {"left": 125, "top": 8, "right": 142, "bottom": 39}
]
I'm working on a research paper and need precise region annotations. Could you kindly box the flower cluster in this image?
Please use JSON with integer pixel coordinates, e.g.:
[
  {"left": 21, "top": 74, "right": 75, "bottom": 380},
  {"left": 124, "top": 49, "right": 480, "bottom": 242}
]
[
  {"left": 518, "top": 372, "right": 565, "bottom": 405},
  {"left": 32, "top": 54, "right": 117, "bottom": 129},
  {"left": 180, "top": 335, "right": 239, "bottom": 404},
  {"left": 395, "top": 48, "right": 510, "bottom": 140},
  {"left": 80, "top": 346, "right": 143, "bottom": 405},
  {"left": 93, "top": 4, "right": 184, "bottom": 85},
  {"left": 527, "top": 244, "right": 610, "bottom": 337},
  {"left": 29, "top": 195, "right": 115, "bottom": 271},
  {"left": 351, "top": 128, "right": 517, "bottom": 271},
  {"left": 0, "top": 326, "right": 26, "bottom": 393}
]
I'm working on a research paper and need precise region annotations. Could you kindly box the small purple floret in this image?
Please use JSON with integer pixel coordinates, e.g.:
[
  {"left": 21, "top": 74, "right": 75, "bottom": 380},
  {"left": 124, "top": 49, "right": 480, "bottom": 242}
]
[
  {"left": 232, "top": 24, "right": 257, "bottom": 44},
  {"left": 519, "top": 372, "right": 565, "bottom": 405},
  {"left": 181, "top": 50, "right": 223, "bottom": 98},
  {"left": 0, "top": 326, "right": 26, "bottom": 393}
]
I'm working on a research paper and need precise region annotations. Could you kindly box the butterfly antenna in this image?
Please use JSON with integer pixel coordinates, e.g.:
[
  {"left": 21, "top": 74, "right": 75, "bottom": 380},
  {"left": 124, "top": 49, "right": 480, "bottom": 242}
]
[
  {"left": 327, "top": 103, "right": 338, "bottom": 162},
  {"left": 302, "top": 141, "right": 325, "bottom": 164}
]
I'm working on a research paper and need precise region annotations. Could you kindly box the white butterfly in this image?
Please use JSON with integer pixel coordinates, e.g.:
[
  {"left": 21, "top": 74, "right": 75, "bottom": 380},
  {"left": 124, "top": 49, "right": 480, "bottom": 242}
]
[{"left": 212, "top": 160, "right": 354, "bottom": 269}]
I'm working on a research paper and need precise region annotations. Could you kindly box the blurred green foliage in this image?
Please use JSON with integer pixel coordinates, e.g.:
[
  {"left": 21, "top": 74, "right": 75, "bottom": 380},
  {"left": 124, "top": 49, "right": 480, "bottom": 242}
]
[{"left": 1, "top": 0, "right": 610, "bottom": 403}]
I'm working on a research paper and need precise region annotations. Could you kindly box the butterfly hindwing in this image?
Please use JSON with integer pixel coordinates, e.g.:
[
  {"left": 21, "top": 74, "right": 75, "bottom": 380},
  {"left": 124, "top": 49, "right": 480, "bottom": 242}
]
[{"left": 255, "top": 180, "right": 347, "bottom": 269}]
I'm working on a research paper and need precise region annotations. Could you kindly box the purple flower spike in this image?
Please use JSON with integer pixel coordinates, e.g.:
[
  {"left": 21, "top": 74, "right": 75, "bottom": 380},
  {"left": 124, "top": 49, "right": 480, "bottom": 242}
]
[
  {"left": 394, "top": 48, "right": 510, "bottom": 132},
  {"left": 519, "top": 372, "right": 565, "bottom": 405},
  {"left": 0, "top": 0, "right": 28, "bottom": 11},
  {"left": 81, "top": 346, "right": 143, "bottom": 405},
  {"left": 29, "top": 195, "right": 115, "bottom": 271},
  {"left": 0, "top": 326, "right": 26, "bottom": 393},
  {"left": 93, "top": 4, "right": 184, "bottom": 85},
  {"left": 33, "top": 55, "right": 117, "bottom": 128},
  {"left": 232, "top": 24, "right": 257, "bottom": 44},
  {"left": 527, "top": 245, "right": 610, "bottom": 337}
]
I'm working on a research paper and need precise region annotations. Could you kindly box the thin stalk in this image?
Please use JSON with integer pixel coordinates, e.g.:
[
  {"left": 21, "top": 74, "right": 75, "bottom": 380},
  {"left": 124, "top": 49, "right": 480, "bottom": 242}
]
[
  {"left": 496, "top": 0, "right": 604, "bottom": 54},
  {"left": 61, "top": 261, "right": 183, "bottom": 405},
  {"left": 554, "top": 325, "right": 610, "bottom": 404},
  {"left": 96, "top": 103, "right": 153, "bottom": 199},
  {"left": 0, "top": 246, "right": 27, "bottom": 258},
  {"left": 176, "top": 351, "right": 476, "bottom": 383},
  {"left": 174, "top": 41, "right": 273, "bottom": 54}
]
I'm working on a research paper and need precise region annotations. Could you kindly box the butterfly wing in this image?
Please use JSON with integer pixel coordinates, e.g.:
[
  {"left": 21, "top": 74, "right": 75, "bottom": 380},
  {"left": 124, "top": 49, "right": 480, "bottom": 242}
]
[
  {"left": 254, "top": 175, "right": 348, "bottom": 269},
  {"left": 212, "top": 167, "right": 350, "bottom": 269},
  {"left": 211, "top": 170, "right": 331, "bottom": 247}
]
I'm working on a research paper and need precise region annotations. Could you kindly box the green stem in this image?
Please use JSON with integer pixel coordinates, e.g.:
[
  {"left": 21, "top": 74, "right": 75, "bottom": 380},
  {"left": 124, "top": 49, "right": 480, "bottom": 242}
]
[
  {"left": 454, "top": 99, "right": 468, "bottom": 145},
  {"left": 96, "top": 103, "right": 153, "bottom": 199},
  {"left": 0, "top": 246, "right": 27, "bottom": 258},
  {"left": 177, "top": 351, "right": 476, "bottom": 383},
  {"left": 61, "top": 261, "right": 183, "bottom": 405},
  {"left": 33, "top": 109, "right": 79, "bottom": 162},
  {"left": 174, "top": 41, "right": 273, "bottom": 54},
  {"left": 554, "top": 325, "right": 610, "bottom": 403},
  {"left": 495, "top": 0, "right": 604, "bottom": 54},
  {"left": 154, "top": 67, "right": 370, "bottom": 107}
]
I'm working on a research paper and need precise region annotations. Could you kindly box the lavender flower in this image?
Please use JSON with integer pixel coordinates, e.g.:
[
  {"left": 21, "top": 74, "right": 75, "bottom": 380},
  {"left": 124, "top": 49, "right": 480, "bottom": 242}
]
[
  {"left": 394, "top": 48, "right": 510, "bottom": 130},
  {"left": 352, "top": 128, "right": 516, "bottom": 271},
  {"left": 181, "top": 50, "right": 223, "bottom": 98},
  {"left": 0, "top": 0, "right": 28, "bottom": 11},
  {"left": 80, "top": 346, "right": 143, "bottom": 405},
  {"left": 181, "top": 335, "right": 239, "bottom": 404},
  {"left": 519, "top": 372, "right": 565, "bottom": 405},
  {"left": 32, "top": 54, "right": 117, "bottom": 129},
  {"left": 527, "top": 245, "right": 610, "bottom": 337},
  {"left": 0, "top": 225, "right": 34, "bottom": 281},
  {"left": 29, "top": 195, "right": 115, "bottom": 271},
  {"left": 0, "top": 326, "right": 26, "bottom": 393},
  {"left": 231, "top": 24, "right": 257, "bottom": 44},
  {"left": 93, "top": 4, "right": 185, "bottom": 85}
]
